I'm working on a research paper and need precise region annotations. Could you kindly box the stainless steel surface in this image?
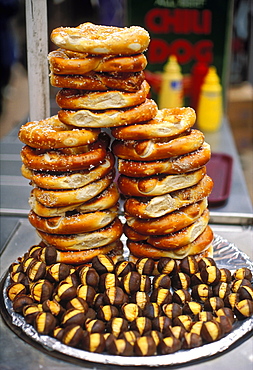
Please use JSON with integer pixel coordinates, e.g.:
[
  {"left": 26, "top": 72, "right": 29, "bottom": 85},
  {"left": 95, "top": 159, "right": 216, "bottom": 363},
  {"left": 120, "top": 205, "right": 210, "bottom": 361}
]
[{"left": 0, "top": 219, "right": 253, "bottom": 369}]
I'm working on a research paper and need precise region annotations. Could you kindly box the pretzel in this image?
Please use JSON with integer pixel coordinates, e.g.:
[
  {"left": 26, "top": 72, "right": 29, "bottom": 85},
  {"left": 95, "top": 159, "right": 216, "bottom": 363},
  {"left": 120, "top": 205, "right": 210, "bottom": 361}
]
[
  {"left": 28, "top": 205, "right": 118, "bottom": 234},
  {"left": 50, "top": 22, "right": 150, "bottom": 55},
  {"left": 117, "top": 143, "right": 211, "bottom": 177},
  {"left": 37, "top": 217, "right": 123, "bottom": 251},
  {"left": 56, "top": 80, "right": 150, "bottom": 110},
  {"left": 127, "top": 225, "right": 213, "bottom": 260},
  {"left": 20, "top": 139, "right": 107, "bottom": 172},
  {"left": 124, "top": 175, "right": 213, "bottom": 219},
  {"left": 124, "top": 209, "right": 209, "bottom": 248},
  {"left": 48, "top": 49, "right": 147, "bottom": 74},
  {"left": 39, "top": 240, "right": 124, "bottom": 265},
  {"left": 112, "top": 129, "right": 204, "bottom": 161},
  {"left": 18, "top": 115, "right": 100, "bottom": 150},
  {"left": 58, "top": 99, "right": 158, "bottom": 128},
  {"left": 50, "top": 71, "right": 145, "bottom": 92},
  {"left": 125, "top": 198, "right": 208, "bottom": 235},
  {"left": 117, "top": 167, "right": 206, "bottom": 197},
  {"left": 142, "top": 209, "right": 210, "bottom": 249},
  {"left": 111, "top": 107, "right": 196, "bottom": 140},
  {"left": 31, "top": 171, "right": 115, "bottom": 208},
  {"left": 29, "top": 183, "right": 120, "bottom": 217},
  {"left": 128, "top": 245, "right": 213, "bottom": 266},
  {"left": 21, "top": 151, "right": 115, "bottom": 189}
]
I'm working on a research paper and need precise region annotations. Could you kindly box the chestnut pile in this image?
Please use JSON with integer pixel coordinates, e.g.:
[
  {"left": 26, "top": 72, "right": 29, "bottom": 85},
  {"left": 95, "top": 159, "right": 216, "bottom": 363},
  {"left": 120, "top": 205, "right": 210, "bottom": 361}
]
[{"left": 6, "top": 248, "right": 253, "bottom": 357}]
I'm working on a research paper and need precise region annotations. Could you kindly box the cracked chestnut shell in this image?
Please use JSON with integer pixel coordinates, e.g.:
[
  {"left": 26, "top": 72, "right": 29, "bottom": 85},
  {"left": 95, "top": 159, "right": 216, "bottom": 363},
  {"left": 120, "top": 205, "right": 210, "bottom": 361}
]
[
  {"left": 173, "top": 314, "right": 193, "bottom": 331},
  {"left": 150, "top": 287, "right": 172, "bottom": 306},
  {"left": 200, "top": 265, "right": 221, "bottom": 286},
  {"left": 172, "top": 288, "right": 191, "bottom": 305},
  {"left": 103, "top": 286, "right": 128, "bottom": 306},
  {"left": 182, "top": 301, "right": 202, "bottom": 316},
  {"left": 66, "top": 297, "right": 89, "bottom": 314},
  {"left": 76, "top": 284, "right": 96, "bottom": 305},
  {"left": 57, "top": 281, "right": 77, "bottom": 301},
  {"left": 79, "top": 266, "right": 99, "bottom": 288},
  {"left": 203, "top": 296, "right": 225, "bottom": 312},
  {"left": 157, "top": 336, "right": 181, "bottom": 355},
  {"left": 152, "top": 316, "right": 172, "bottom": 335},
  {"left": 107, "top": 338, "right": 134, "bottom": 356},
  {"left": 99, "top": 272, "right": 120, "bottom": 292},
  {"left": 130, "top": 316, "right": 152, "bottom": 335},
  {"left": 82, "top": 331, "right": 106, "bottom": 353},
  {"left": 23, "top": 303, "right": 42, "bottom": 324},
  {"left": 153, "top": 273, "right": 171, "bottom": 290},
  {"left": 121, "top": 302, "right": 142, "bottom": 322},
  {"left": 107, "top": 317, "right": 128, "bottom": 338},
  {"left": 27, "top": 260, "right": 46, "bottom": 281},
  {"left": 142, "top": 302, "right": 161, "bottom": 320},
  {"left": 6, "top": 283, "right": 27, "bottom": 301},
  {"left": 157, "top": 257, "right": 177, "bottom": 275},
  {"left": 234, "top": 299, "right": 253, "bottom": 320},
  {"left": 122, "top": 271, "right": 141, "bottom": 294},
  {"left": 34, "top": 311, "right": 56, "bottom": 335},
  {"left": 201, "top": 320, "right": 222, "bottom": 342},
  {"left": 212, "top": 282, "right": 230, "bottom": 299},
  {"left": 30, "top": 279, "right": 54, "bottom": 303},
  {"left": 12, "top": 294, "right": 34, "bottom": 313},
  {"left": 46, "top": 263, "right": 71, "bottom": 283},
  {"left": 232, "top": 267, "right": 252, "bottom": 282},
  {"left": 180, "top": 255, "right": 199, "bottom": 275},
  {"left": 85, "top": 319, "right": 105, "bottom": 333},
  {"left": 91, "top": 254, "right": 114, "bottom": 275},
  {"left": 131, "top": 291, "right": 150, "bottom": 309},
  {"left": 61, "top": 324, "right": 83, "bottom": 347},
  {"left": 61, "top": 308, "right": 86, "bottom": 327},
  {"left": 198, "top": 257, "right": 216, "bottom": 270},
  {"left": 134, "top": 336, "right": 156, "bottom": 356},
  {"left": 238, "top": 285, "right": 253, "bottom": 301},
  {"left": 135, "top": 257, "right": 155, "bottom": 275},
  {"left": 162, "top": 302, "right": 182, "bottom": 319},
  {"left": 97, "top": 305, "right": 119, "bottom": 321},
  {"left": 114, "top": 260, "right": 135, "bottom": 277},
  {"left": 191, "top": 283, "right": 213, "bottom": 302},
  {"left": 223, "top": 292, "right": 240, "bottom": 310},
  {"left": 182, "top": 332, "right": 203, "bottom": 349},
  {"left": 119, "top": 330, "right": 140, "bottom": 345}
]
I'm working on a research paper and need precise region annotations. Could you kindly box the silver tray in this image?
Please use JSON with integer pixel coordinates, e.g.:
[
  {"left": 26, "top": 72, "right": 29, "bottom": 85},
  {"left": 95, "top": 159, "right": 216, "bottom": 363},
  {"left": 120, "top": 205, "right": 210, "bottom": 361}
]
[{"left": 2, "top": 233, "right": 253, "bottom": 367}]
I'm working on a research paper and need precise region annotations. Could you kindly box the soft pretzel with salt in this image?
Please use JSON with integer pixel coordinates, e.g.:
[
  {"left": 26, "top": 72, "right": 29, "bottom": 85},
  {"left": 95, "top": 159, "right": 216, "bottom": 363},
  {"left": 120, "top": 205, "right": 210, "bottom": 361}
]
[
  {"left": 50, "top": 22, "right": 150, "bottom": 55},
  {"left": 18, "top": 115, "right": 100, "bottom": 149},
  {"left": 58, "top": 99, "right": 158, "bottom": 128},
  {"left": 48, "top": 49, "right": 147, "bottom": 74}
]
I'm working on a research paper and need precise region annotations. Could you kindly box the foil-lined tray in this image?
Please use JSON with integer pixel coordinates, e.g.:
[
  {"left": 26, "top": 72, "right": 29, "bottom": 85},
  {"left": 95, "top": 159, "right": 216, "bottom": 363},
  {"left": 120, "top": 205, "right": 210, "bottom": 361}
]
[{"left": 1, "top": 233, "right": 253, "bottom": 367}]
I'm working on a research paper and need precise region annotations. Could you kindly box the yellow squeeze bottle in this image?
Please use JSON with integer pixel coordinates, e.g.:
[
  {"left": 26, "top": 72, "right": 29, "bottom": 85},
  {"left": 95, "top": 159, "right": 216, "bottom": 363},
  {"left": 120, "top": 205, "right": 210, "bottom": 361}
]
[
  {"left": 197, "top": 66, "right": 223, "bottom": 132},
  {"left": 158, "top": 55, "right": 183, "bottom": 109}
]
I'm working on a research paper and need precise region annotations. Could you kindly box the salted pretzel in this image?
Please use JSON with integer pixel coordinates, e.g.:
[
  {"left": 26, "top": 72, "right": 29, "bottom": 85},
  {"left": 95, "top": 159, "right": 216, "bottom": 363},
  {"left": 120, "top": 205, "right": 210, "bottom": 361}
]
[
  {"left": 58, "top": 99, "right": 158, "bottom": 128},
  {"left": 56, "top": 80, "right": 150, "bottom": 110},
  {"left": 20, "top": 139, "right": 107, "bottom": 172},
  {"left": 29, "top": 183, "right": 120, "bottom": 217},
  {"left": 37, "top": 217, "right": 123, "bottom": 251},
  {"left": 148, "top": 209, "right": 209, "bottom": 249},
  {"left": 125, "top": 209, "right": 210, "bottom": 250},
  {"left": 21, "top": 151, "right": 115, "bottom": 190},
  {"left": 118, "top": 167, "right": 206, "bottom": 197},
  {"left": 112, "top": 129, "right": 204, "bottom": 161},
  {"left": 127, "top": 225, "right": 214, "bottom": 260},
  {"left": 124, "top": 175, "right": 214, "bottom": 219},
  {"left": 48, "top": 49, "right": 147, "bottom": 74},
  {"left": 50, "top": 22, "right": 150, "bottom": 55},
  {"left": 28, "top": 205, "right": 118, "bottom": 235},
  {"left": 31, "top": 171, "right": 115, "bottom": 208},
  {"left": 111, "top": 107, "right": 196, "bottom": 140},
  {"left": 18, "top": 115, "right": 100, "bottom": 149},
  {"left": 117, "top": 143, "right": 211, "bottom": 177},
  {"left": 128, "top": 245, "right": 213, "bottom": 265},
  {"left": 125, "top": 198, "right": 208, "bottom": 236},
  {"left": 50, "top": 71, "right": 145, "bottom": 92},
  {"left": 38, "top": 240, "right": 124, "bottom": 265}
]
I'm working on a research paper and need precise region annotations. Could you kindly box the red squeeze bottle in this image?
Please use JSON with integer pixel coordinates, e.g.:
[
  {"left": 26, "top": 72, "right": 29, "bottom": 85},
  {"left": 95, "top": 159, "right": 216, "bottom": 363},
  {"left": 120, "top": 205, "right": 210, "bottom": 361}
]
[{"left": 190, "top": 62, "right": 209, "bottom": 110}]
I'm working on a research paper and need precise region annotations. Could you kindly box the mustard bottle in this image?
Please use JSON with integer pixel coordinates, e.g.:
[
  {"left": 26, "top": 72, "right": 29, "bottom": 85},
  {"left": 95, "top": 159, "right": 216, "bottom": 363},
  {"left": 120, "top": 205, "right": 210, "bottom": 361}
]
[
  {"left": 197, "top": 66, "right": 223, "bottom": 132},
  {"left": 158, "top": 55, "right": 183, "bottom": 109}
]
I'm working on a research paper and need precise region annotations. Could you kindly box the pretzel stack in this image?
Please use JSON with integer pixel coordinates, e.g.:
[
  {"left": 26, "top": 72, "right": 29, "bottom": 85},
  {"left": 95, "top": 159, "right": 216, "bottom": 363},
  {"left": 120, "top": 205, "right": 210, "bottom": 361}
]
[
  {"left": 111, "top": 106, "right": 214, "bottom": 263},
  {"left": 18, "top": 22, "right": 158, "bottom": 265}
]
